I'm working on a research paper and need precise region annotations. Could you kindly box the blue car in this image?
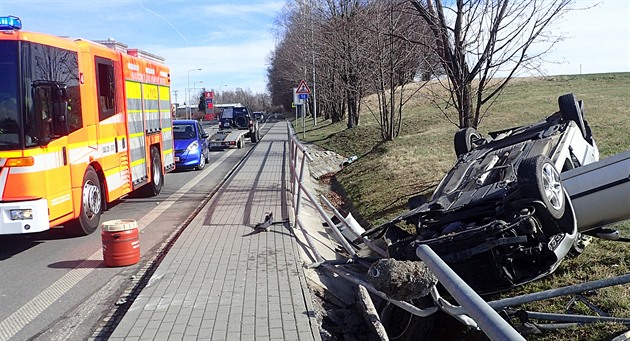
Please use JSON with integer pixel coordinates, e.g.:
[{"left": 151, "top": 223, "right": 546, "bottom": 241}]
[{"left": 173, "top": 120, "right": 209, "bottom": 170}]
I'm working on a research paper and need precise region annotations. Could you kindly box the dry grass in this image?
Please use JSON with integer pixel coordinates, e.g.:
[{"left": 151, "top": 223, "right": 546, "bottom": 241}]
[{"left": 293, "top": 72, "right": 630, "bottom": 340}]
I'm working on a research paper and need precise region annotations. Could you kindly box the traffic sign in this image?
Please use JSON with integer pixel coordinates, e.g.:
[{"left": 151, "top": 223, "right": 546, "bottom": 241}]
[
  {"left": 295, "top": 79, "right": 311, "bottom": 94},
  {"left": 298, "top": 94, "right": 308, "bottom": 99}
]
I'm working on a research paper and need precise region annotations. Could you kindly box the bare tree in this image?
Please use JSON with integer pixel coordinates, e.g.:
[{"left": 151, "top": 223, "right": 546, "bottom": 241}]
[
  {"left": 362, "top": 0, "right": 431, "bottom": 140},
  {"left": 410, "top": 0, "right": 573, "bottom": 129}
]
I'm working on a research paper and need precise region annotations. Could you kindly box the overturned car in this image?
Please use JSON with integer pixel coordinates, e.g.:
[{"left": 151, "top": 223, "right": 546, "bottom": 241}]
[{"left": 365, "top": 93, "right": 600, "bottom": 295}]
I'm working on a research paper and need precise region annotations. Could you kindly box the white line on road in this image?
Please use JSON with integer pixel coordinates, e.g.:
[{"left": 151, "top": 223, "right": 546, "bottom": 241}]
[{"left": 0, "top": 149, "right": 235, "bottom": 341}]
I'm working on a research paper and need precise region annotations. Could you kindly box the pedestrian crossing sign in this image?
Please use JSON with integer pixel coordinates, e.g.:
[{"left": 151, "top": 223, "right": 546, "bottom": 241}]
[{"left": 295, "top": 79, "right": 311, "bottom": 94}]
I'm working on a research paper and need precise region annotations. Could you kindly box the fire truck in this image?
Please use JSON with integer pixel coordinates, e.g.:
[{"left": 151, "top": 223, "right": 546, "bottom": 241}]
[{"left": 0, "top": 16, "right": 175, "bottom": 236}]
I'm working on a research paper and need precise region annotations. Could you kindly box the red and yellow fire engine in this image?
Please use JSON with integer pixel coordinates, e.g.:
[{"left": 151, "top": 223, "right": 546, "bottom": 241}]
[{"left": 0, "top": 16, "right": 175, "bottom": 235}]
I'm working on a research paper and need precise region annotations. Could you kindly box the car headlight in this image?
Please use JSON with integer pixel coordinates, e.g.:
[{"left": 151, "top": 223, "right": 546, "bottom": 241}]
[
  {"left": 10, "top": 209, "right": 33, "bottom": 220},
  {"left": 186, "top": 140, "right": 199, "bottom": 151}
]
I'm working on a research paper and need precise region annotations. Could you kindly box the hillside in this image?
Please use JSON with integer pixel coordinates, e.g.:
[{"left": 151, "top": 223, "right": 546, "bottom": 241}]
[{"left": 293, "top": 72, "right": 630, "bottom": 340}]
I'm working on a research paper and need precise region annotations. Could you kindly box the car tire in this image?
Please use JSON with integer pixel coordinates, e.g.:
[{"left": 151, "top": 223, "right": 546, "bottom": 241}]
[
  {"left": 518, "top": 155, "right": 565, "bottom": 219},
  {"left": 251, "top": 129, "right": 258, "bottom": 143},
  {"left": 196, "top": 152, "right": 206, "bottom": 170},
  {"left": 141, "top": 146, "right": 163, "bottom": 196},
  {"left": 454, "top": 127, "right": 481, "bottom": 157},
  {"left": 558, "top": 93, "right": 587, "bottom": 138},
  {"left": 66, "top": 166, "right": 102, "bottom": 236},
  {"left": 235, "top": 115, "right": 248, "bottom": 128}
]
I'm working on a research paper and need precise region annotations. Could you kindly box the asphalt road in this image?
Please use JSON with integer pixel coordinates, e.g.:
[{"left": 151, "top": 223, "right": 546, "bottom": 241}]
[{"left": 0, "top": 119, "right": 274, "bottom": 341}]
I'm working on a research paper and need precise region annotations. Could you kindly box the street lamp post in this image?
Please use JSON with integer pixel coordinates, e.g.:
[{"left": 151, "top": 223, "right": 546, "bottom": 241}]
[
  {"left": 194, "top": 80, "right": 204, "bottom": 91},
  {"left": 218, "top": 84, "right": 227, "bottom": 105},
  {"left": 187, "top": 68, "right": 202, "bottom": 119}
]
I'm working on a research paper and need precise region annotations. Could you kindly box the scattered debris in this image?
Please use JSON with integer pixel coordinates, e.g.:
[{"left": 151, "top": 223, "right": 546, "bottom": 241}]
[
  {"left": 254, "top": 212, "right": 274, "bottom": 231},
  {"left": 252, "top": 212, "right": 289, "bottom": 232},
  {"left": 340, "top": 155, "right": 358, "bottom": 168}
]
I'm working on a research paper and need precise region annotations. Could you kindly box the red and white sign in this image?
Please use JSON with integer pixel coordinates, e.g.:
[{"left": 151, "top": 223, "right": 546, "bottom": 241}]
[{"left": 295, "top": 79, "right": 311, "bottom": 94}]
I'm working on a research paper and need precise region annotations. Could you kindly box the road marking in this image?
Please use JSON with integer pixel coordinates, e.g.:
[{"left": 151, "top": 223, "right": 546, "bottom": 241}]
[{"left": 0, "top": 149, "right": 235, "bottom": 340}]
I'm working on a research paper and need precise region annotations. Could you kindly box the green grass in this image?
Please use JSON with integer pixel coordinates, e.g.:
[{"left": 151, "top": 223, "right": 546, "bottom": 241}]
[{"left": 293, "top": 72, "right": 630, "bottom": 340}]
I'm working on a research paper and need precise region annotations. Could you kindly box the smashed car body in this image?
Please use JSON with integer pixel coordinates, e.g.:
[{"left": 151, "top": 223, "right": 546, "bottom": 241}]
[{"left": 365, "top": 93, "right": 601, "bottom": 294}]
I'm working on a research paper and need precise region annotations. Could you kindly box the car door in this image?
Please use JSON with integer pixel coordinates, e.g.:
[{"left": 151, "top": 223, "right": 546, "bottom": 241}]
[
  {"left": 562, "top": 150, "right": 630, "bottom": 232},
  {"left": 196, "top": 122, "right": 208, "bottom": 153}
]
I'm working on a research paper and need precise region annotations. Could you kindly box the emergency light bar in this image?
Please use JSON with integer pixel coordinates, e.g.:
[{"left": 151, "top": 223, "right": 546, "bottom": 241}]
[{"left": 0, "top": 16, "right": 22, "bottom": 31}]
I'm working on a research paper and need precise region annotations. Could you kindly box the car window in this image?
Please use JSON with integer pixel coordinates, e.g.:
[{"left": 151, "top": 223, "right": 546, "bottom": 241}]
[
  {"left": 173, "top": 123, "right": 196, "bottom": 139},
  {"left": 233, "top": 107, "right": 248, "bottom": 116},
  {"left": 222, "top": 107, "right": 234, "bottom": 119}
]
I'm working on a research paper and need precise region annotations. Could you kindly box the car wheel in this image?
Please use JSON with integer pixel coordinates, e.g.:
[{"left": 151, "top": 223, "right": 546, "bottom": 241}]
[
  {"left": 196, "top": 152, "right": 206, "bottom": 170},
  {"left": 66, "top": 166, "right": 102, "bottom": 236},
  {"left": 251, "top": 129, "right": 258, "bottom": 143},
  {"left": 558, "top": 93, "right": 587, "bottom": 138},
  {"left": 235, "top": 115, "right": 248, "bottom": 128},
  {"left": 518, "top": 155, "right": 565, "bottom": 219},
  {"left": 454, "top": 127, "right": 481, "bottom": 157},
  {"left": 141, "top": 146, "right": 163, "bottom": 196}
]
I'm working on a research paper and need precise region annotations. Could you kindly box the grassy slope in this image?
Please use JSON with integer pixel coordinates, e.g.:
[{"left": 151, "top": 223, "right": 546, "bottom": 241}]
[{"left": 294, "top": 73, "right": 630, "bottom": 340}]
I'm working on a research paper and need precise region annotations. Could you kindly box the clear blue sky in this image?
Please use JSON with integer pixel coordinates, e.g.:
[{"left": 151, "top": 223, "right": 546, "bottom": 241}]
[
  {"left": 0, "top": 0, "right": 628, "bottom": 104},
  {"left": 1, "top": 0, "right": 284, "bottom": 105}
]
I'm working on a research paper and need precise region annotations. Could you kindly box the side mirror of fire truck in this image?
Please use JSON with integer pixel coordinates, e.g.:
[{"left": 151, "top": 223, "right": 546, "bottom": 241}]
[{"left": 51, "top": 86, "right": 69, "bottom": 136}]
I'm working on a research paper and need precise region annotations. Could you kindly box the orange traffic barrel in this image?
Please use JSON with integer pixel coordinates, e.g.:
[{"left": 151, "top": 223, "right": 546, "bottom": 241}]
[{"left": 101, "top": 219, "right": 140, "bottom": 267}]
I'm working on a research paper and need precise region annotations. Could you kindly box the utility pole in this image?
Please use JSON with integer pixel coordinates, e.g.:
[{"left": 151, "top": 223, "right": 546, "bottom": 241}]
[
  {"left": 172, "top": 90, "right": 179, "bottom": 118},
  {"left": 310, "top": 0, "right": 317, "bottom": 126},
  {"left": 187, "top": 68, "right": 202, "bottom": 119}
]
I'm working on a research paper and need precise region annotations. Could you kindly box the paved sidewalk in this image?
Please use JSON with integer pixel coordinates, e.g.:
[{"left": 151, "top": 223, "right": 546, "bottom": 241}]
[{"left": 109, "top": 122, "right": 322, "bottom": 341}]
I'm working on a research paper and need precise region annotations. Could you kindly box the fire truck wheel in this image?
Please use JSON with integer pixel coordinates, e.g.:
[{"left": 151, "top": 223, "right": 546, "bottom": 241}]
[
  {"left": 67, "top": 166, "right": 102, "bottom": 236},
  {"left": 142, "top": 146, "right": 163, "bottom": 197}
]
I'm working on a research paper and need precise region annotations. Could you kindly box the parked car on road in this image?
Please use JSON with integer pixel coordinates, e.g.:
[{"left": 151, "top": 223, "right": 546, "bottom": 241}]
[
  {"left": 173, "top": 119, "right": 209, "bottom": 171},
  {"left": 366, "top": 93, "right": 600, "bottom": 294}
]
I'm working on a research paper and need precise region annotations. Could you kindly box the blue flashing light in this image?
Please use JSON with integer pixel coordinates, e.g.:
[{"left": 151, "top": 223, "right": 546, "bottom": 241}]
[{"left": 0, "top": 16, "right": 22, "bottom": 31}]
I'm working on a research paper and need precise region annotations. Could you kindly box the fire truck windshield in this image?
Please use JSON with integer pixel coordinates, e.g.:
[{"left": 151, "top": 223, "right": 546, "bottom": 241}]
[
  {"left": 0, "top": 40, "right": 82, "bottom": 149},
  {"left": 0, "top": 41, "right": 21, "bottom": 149}
]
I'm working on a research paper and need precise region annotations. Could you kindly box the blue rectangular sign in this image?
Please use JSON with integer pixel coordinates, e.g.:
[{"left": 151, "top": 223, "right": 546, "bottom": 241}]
[{"left": 298, "top": 94, "right": 308, "bottom": 99}]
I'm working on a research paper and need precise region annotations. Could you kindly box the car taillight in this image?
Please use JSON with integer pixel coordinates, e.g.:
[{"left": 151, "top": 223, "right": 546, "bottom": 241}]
[{"left": 248, "top": 120, "right": 253, "bottom": 128}]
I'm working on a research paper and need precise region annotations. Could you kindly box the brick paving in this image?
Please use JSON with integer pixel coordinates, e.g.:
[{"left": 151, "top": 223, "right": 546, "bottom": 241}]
[{"left": 108, "top": 123, "right": 321, "bottom": 341}]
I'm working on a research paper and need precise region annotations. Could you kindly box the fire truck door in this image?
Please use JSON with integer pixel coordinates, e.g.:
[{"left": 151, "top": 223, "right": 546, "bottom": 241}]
[
  {"left": 46, "top": 139, "right": 73, "bottom": 220},
  {"left": 31, "top": 84, "right": 73, "bottom": 220}
]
